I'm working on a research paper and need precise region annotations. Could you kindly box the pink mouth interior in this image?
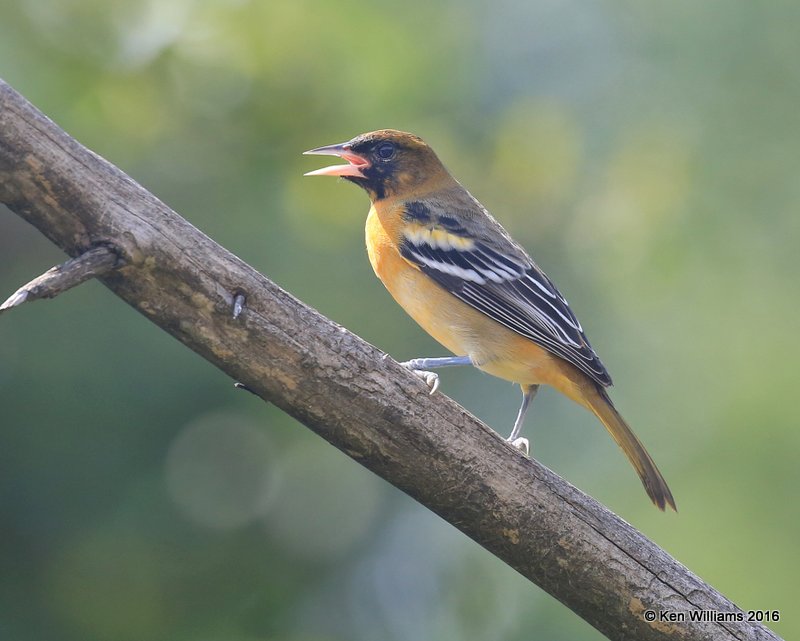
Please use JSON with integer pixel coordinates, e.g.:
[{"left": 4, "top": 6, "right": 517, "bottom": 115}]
[{"left": 305, "top": 151, "right": 369, "bottom": 178}]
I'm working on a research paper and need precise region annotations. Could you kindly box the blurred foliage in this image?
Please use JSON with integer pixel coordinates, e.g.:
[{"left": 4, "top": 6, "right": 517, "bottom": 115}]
[{"left": 1, "top": 0, "right": 799, "bottom": 639}]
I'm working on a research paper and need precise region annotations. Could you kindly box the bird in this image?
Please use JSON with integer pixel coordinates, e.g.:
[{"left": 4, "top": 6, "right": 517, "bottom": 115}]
[{"left": 304, "top": 129, "right": 676, "bottom": 511}]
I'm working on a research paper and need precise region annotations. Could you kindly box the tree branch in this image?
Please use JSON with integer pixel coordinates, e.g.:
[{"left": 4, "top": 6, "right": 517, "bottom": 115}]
[
  {"left": 0, "top": 78, "right": 781, "bottom": 641},
  {"left": 0, "top": 245, "right": 119, "bottom": 312}
]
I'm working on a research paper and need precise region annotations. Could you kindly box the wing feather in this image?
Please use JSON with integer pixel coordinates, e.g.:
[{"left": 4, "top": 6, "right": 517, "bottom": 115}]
[{"left": 399, "top": 212, "right": 612, "bottom": 386}]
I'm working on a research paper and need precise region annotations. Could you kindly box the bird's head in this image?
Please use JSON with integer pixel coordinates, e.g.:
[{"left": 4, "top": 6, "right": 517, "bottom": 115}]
[{"left": 304, "top": 129, "right": 448, "bottom": 201}]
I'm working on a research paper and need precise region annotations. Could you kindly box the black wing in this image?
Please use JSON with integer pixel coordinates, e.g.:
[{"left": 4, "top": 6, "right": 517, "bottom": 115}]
[{"left": 399, "top": 221, "right": 612, "bottom": 387}]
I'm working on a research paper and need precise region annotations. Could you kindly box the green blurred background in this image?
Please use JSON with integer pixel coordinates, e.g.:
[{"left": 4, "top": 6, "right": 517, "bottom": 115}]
[{"left": 1, "top": 1, "right": 798, "bottom": 639}]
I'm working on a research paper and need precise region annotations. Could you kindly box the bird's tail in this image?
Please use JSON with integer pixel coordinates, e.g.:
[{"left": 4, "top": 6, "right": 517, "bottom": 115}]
[{"left": 583, "top": 385, "right": 676, "bottom": 511}]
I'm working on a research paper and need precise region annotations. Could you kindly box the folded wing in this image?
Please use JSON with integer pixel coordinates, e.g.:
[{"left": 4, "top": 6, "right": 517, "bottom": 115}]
[{"left": 399, "top": 209, "right": 612, "bottom": 387}]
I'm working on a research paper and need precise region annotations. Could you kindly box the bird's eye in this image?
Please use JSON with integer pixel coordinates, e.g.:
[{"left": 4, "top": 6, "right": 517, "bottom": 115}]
[{"left": 376, "top": 142, "right": 396, "bottom": 161}]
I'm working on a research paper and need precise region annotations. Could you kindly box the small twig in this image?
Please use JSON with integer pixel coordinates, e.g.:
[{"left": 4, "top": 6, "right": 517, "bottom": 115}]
[
  {"left": 0, "top": 245, "right": 119, "bottom": 313},
  {"left": 232, "top": 291, "right": 246, "bottom": 319},
  {"left": 233, "top": 381, "right": 259, "bottom": 395}
]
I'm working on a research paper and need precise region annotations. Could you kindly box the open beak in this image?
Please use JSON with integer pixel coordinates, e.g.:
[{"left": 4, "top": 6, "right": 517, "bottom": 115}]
[{"left": 303, "top": 142, "right": 370, "bottom": 178}]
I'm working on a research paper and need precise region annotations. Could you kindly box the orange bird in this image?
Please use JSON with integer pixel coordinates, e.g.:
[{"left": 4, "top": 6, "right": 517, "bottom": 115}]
[{"left": 305, "top": 129, "right": 675, "bottom": 510}]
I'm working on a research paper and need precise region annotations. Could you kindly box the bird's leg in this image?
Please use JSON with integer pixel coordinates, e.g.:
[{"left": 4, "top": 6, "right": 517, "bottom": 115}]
[
  {"left": 399, "top": 356, "right": 473, "bottom": 395},
  {"left": 507, "top": 384, "right": 539, "bottom": 456}
]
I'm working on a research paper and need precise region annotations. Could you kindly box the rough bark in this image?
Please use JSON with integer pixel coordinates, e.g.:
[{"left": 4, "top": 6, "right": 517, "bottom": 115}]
[{"left": 0, "top": 79, "right": 782, "bottom": 641}]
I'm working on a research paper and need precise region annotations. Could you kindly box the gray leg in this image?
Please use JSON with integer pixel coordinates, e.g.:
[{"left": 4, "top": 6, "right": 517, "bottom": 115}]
[
  {"left": 401, "top": 356, "right": 473, "bottom": 370},
  {"left": 399, "top": 355, "right": 473, "bottom": 394},
  {"left": 507, "top": 385, "right": 539, "bottom": 453}
]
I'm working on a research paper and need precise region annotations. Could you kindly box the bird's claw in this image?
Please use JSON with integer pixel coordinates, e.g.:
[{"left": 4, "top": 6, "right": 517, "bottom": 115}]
[
  {"left": 508, "top": 436, "right": 530, "bottom": 457},
  {"left": 415, "top": 370, "right": 440, "bottom": 394},
  {"left": 400, "top": 362, "right": 440, "bottom": 395}
]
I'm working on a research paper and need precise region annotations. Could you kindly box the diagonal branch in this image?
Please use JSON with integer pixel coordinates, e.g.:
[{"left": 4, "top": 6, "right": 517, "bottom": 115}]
[{"left": 0, "top": 78, "right": 781, "bottom": 641}]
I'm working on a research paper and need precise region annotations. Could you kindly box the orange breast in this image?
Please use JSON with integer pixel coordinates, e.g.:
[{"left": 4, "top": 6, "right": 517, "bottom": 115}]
[{"left": 365, "top": 203, "right": 468, "bottom": 355}]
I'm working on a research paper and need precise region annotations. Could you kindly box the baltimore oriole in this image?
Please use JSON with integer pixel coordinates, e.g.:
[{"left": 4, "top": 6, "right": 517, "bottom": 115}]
[{"left": 304, "top": 129, "right": 675, "bottom": 510}]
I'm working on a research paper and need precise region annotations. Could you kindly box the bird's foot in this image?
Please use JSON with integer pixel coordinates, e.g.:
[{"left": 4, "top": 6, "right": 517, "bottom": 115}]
[
  {"left": 400, "top": 361, "right": 440, "bottom": 395},
  {"left": 508, "top": 436, "right": 530, "bottom": 457}
]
